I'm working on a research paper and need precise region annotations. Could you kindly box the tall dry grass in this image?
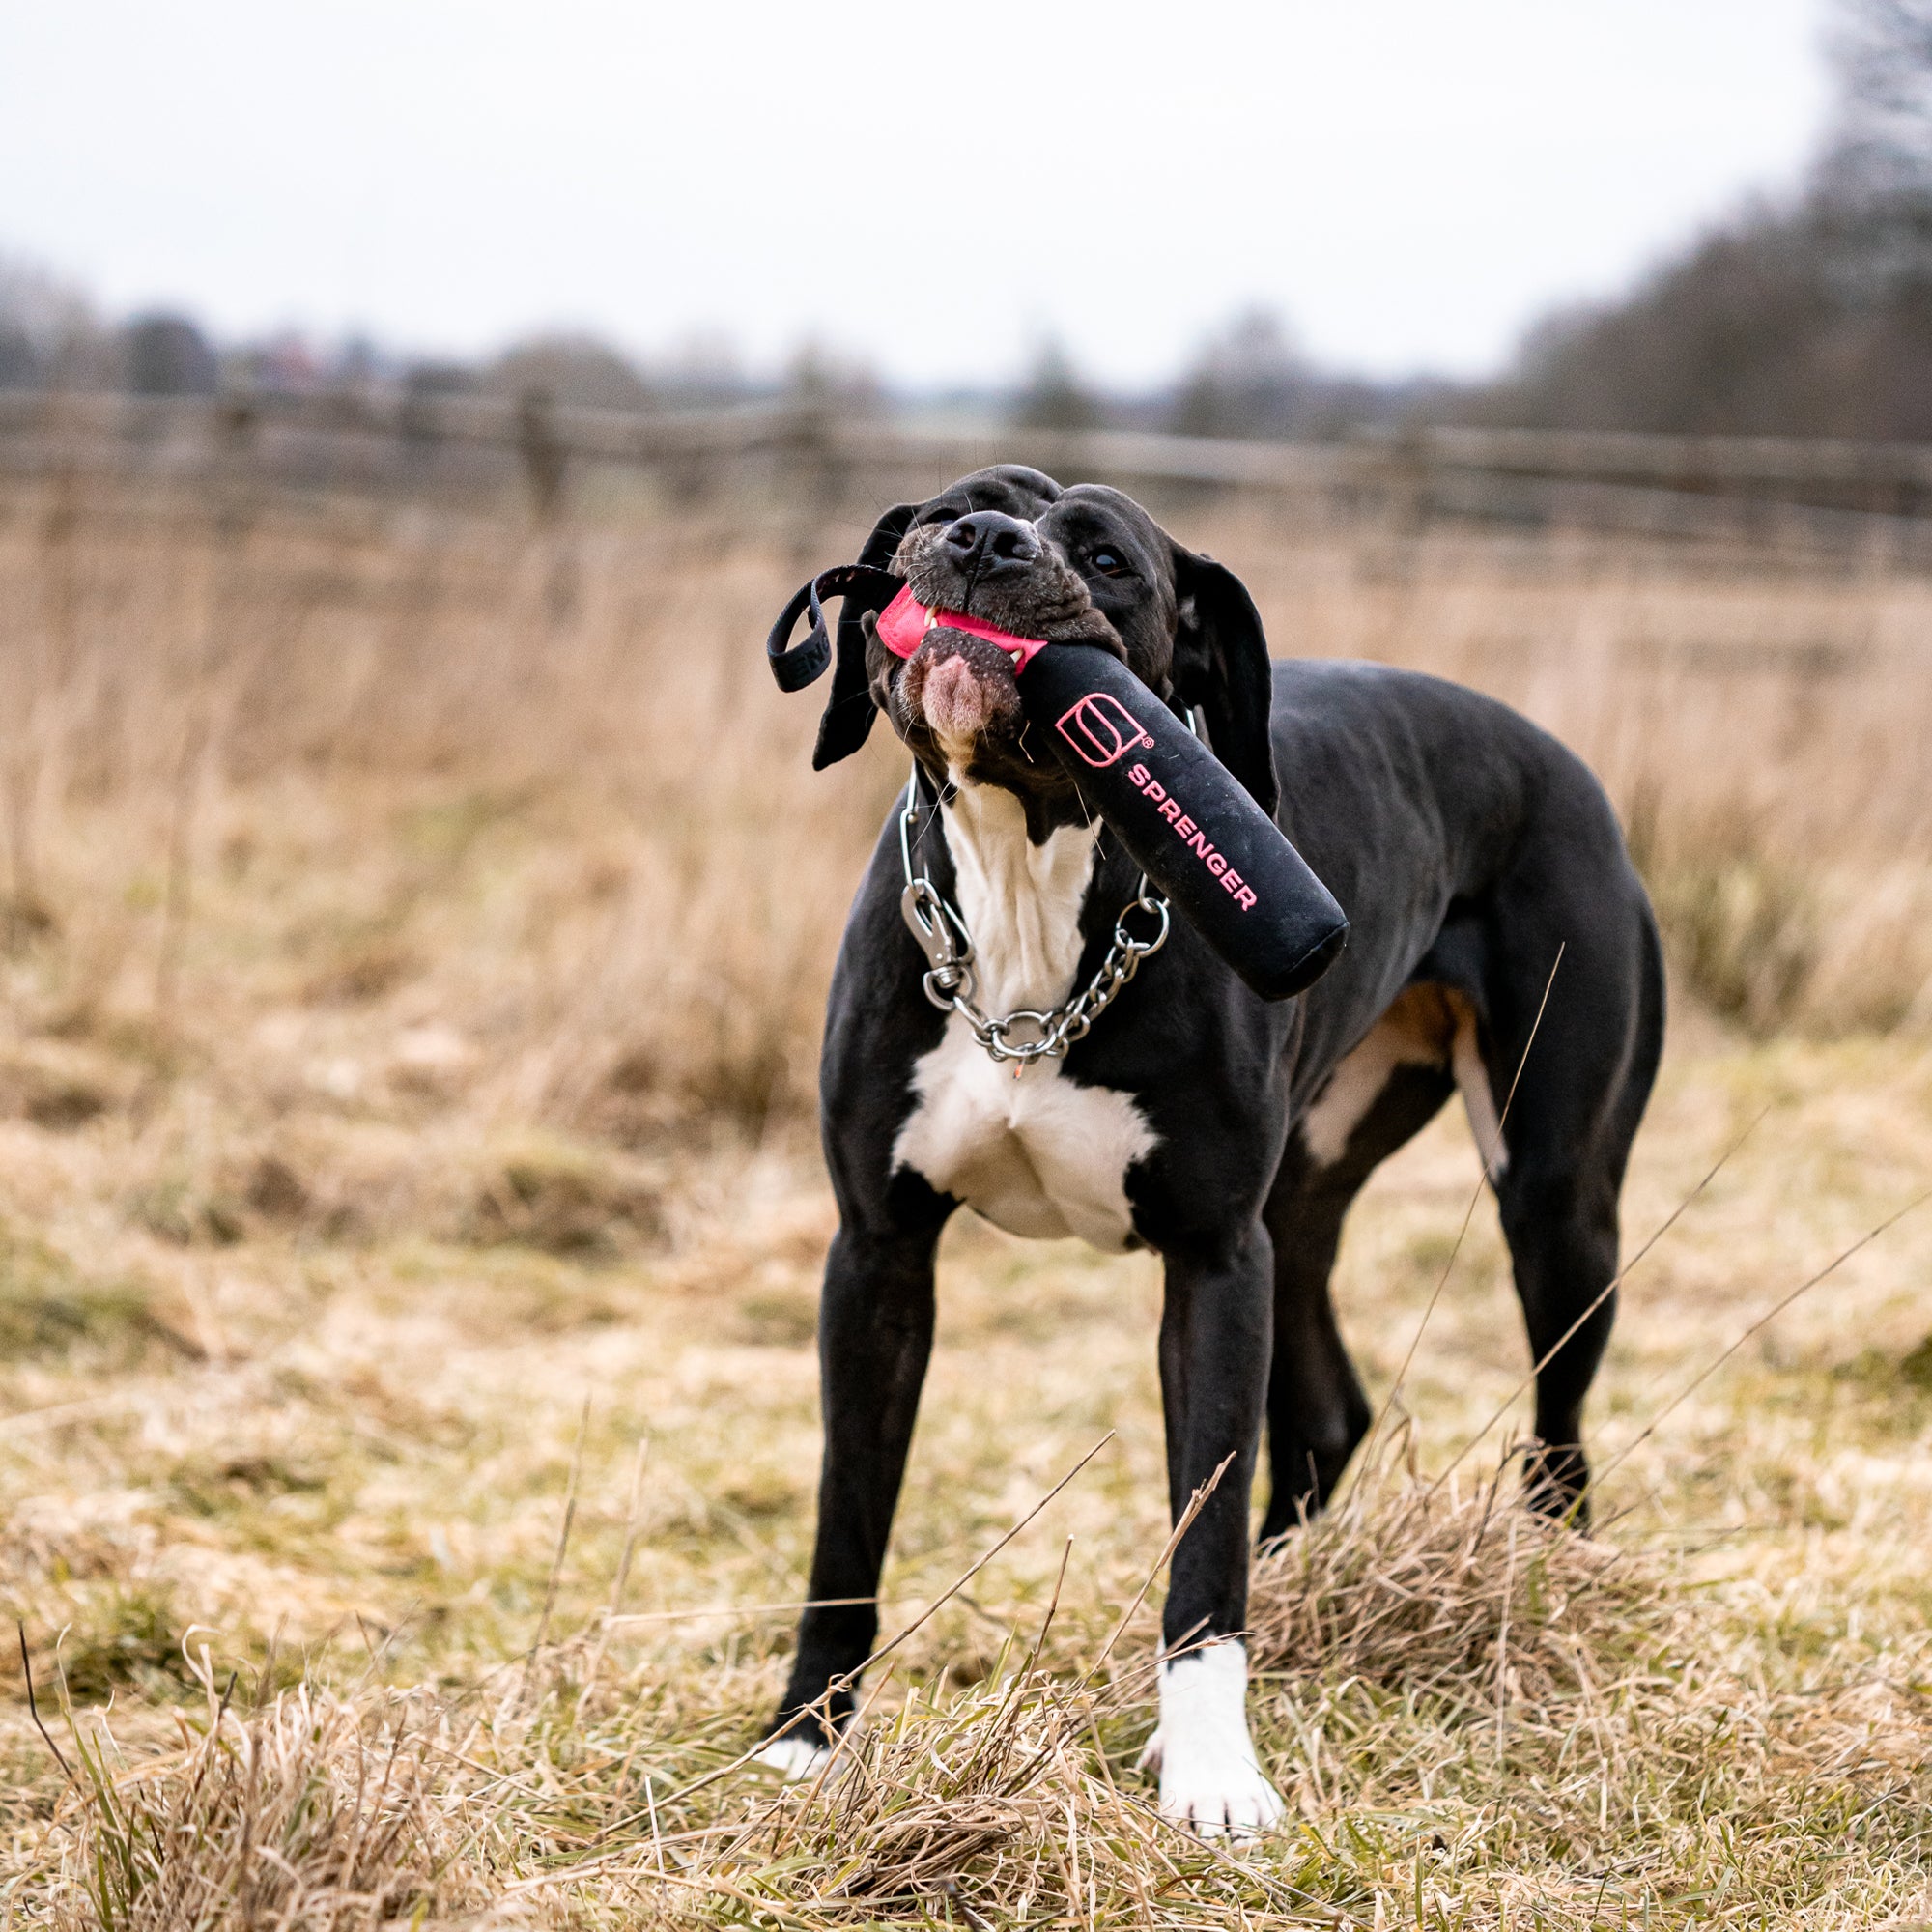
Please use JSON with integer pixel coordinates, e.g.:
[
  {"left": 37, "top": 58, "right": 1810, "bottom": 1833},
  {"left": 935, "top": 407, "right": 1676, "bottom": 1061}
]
[
  {"left": 28, "top": 1438, "right": 1932, "bottom": 1929},
  {"left": 0, "top": 473, "right": 892, "bottom": 1144},
  {"left": 0, "top": 470, "right": 1926, "bottom": 1178},
  {"left": 4, "top": 465, "right": 1932, "bottom": 1923},
  {"left": 1229, "top": 515, "right": 1932, "bottom": 1036}
]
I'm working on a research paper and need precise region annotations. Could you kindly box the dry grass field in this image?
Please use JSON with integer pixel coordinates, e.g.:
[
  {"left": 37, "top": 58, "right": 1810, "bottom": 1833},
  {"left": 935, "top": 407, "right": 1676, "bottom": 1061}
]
[{"left": 0, "top": 469, "right": 1930, "bottom": 1927}]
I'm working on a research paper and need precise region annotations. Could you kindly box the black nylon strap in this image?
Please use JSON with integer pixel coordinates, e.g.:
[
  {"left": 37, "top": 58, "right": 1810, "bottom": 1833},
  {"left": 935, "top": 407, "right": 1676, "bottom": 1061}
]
[{"left": 766, "top": 563, "right": 904, "bottom": 691}]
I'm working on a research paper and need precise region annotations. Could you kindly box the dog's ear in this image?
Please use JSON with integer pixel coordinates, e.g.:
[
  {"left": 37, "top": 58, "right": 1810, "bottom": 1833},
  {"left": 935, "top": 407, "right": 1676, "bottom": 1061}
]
[
  {"left": 811, "top": 501, "right": 920, "bottom": 769},
  {"left": 1168, "top": 547, "right": 1279, "bottom": 818}
]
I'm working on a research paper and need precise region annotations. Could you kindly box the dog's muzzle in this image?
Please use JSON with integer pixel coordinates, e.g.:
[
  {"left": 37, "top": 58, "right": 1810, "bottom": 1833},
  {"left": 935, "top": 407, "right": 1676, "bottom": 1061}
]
[{"left": 765, "top": 567, "right": 1046, "bottom": 756}]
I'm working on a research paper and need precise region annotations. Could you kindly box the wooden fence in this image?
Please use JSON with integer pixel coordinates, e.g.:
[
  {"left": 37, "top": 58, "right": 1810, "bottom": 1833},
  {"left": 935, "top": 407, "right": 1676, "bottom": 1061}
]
[{"left": 6, "top": 387, "right": 1932, "bottom": 563}]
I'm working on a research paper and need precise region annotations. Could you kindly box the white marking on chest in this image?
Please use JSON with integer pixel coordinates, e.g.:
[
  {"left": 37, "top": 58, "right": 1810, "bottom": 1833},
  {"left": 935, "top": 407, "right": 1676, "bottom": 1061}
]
[{"left": 893, "top": 785, "right": 1156, "bottom": 1252}]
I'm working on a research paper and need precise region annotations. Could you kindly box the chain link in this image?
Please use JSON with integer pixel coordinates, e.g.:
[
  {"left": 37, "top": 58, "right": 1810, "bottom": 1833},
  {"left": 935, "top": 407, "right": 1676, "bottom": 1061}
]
[{"left": 896, "top": 768, "right": 1169, "bottom": 1066}]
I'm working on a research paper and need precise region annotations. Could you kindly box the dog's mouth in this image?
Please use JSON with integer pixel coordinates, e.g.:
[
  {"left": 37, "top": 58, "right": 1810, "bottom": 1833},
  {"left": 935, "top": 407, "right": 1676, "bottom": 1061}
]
[
  {"left": 895, "top": 625, "right": 1027, "bottom": 767},
  {"left": 876, "top": 585, "right": 1051, "bottom": 674},
  {"left": 880, "top": 582, "right": 1044, "bottom": 770}
]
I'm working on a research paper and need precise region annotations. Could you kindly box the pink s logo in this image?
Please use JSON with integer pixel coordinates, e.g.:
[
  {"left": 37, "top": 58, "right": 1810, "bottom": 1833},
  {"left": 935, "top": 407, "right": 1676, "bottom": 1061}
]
[{"left": 1056, "top": 692, "right": 1156, "bottom": 769}]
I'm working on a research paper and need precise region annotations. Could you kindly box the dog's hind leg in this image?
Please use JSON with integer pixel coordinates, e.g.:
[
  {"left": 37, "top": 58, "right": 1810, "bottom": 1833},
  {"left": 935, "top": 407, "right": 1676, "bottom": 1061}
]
[
  {"left": 760, "top": 1172, "right": 952, "bottom": 1773},
  {"left": 1262, "top": 1051, "right": 1454, "bottom": 1540},
  {"left": 1495, "top": 1163, "right": 1622, "bottom": 1521},
  {"left": 1480, "top": 873, "right": 1666, "bottom": 1526}
]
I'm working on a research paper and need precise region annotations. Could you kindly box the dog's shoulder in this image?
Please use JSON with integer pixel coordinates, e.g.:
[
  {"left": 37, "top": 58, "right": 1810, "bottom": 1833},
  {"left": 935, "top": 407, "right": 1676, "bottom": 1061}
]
[
  {"left": 1271, "top": 656, "right": 1543, "bottom": 745},
  {"left": 1268, "top": 657, "right": 1614, "bottom": 824}
]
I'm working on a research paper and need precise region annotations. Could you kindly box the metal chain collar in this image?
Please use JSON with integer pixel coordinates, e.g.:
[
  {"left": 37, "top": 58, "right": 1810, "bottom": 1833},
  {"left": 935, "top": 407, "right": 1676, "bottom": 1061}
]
[{"left": 895, "top": 768, "right": 1170, "bottom": 1067}]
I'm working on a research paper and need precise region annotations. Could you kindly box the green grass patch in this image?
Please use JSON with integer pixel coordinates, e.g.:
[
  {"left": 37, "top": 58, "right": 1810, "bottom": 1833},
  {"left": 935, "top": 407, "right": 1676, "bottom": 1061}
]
[{"left": 0, "top": 1228, "right": 194, "bottom": 1363}]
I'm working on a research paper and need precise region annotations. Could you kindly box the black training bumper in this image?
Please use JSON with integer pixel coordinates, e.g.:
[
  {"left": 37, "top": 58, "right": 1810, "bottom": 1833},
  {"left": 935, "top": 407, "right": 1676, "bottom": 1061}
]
[{"left": 1015, "top": 641, "right": 1348, "bottom": 1002}]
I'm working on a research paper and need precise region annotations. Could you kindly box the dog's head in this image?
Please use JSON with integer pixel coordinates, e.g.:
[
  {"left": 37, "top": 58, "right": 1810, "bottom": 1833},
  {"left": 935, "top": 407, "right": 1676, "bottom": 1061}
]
[{"left": 791, "top": 465, "right": 1278, "bottom": 825}]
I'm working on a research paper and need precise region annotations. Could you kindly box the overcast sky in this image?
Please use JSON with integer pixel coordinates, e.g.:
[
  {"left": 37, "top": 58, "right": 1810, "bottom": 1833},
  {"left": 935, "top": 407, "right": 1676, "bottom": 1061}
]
[{"left": 0, "top": 0, "right": 1833, "bottom": 388}]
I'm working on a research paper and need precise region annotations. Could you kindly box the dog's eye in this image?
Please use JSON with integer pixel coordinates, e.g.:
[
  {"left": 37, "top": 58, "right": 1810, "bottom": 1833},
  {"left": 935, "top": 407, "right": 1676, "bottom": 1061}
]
[{"left": 1090, "top": 549, "right": 1131, "bottom": 578}]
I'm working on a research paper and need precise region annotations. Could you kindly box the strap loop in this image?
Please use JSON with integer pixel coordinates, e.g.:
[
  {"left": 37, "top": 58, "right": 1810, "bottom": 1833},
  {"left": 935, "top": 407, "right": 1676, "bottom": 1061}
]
[{"left": 766, "top": 563, "right": 904, "bottom": 692}]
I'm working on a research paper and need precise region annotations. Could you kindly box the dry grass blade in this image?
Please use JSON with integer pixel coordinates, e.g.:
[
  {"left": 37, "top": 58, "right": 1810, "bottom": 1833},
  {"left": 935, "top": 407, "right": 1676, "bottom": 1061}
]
[
  {"left": 18, "top": 1621, "right": 75, "bottom": 1783},
  {"left": 1247, "top": 1432, "right": 1667, "bottom": 1713},
  {"left": 632, "top": 1431, "right": 1115, "bottom": 1822},
  {"left": 637, "top": 1634, "right": 1321, "bottom": 1926},
  {"left": 1358, "top": 944, "right": 1565, "bottom": 1464},
  {"left": 1087, "top": 1449, "right": 1232, "bottom": 1677},
  {"left": 41, "top": 1656, "right": 484, "bottom": 1931},
  {"left": 517, "top": 1392, "right": 590, "bottom": 1710},
  {"left": 1429, "top": 1102, "right": 1773, "bottom": 1494},
  {"left": 1586, "top": 1181, "right": 1932, "bottom": 1496}
]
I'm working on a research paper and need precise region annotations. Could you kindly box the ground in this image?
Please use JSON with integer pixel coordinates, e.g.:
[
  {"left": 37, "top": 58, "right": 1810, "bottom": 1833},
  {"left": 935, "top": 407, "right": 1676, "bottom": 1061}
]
[
  {"left": 1, "top": 479, "right": 1930, "bottom": 1925},
  {"left": 5, "top": 1006, "right": 1931, "bottom": 1926}
]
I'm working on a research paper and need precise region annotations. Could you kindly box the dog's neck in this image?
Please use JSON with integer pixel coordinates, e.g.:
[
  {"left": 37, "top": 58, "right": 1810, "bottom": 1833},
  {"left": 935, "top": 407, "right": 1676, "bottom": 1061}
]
[{"left": 939, "top": 782, "right": 1098, "bottom": 1017}]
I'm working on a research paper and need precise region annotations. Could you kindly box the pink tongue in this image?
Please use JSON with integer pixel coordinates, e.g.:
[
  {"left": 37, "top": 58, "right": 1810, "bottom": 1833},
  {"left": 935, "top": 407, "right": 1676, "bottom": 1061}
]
[{"left": 875, "top": 585, "right": 1048, "bottom": 672}]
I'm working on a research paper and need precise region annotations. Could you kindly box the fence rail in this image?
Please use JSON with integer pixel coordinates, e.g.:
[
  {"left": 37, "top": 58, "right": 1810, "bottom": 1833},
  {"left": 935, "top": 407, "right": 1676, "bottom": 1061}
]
[{"left": 6, "top": 387, "right": 1932, "bottom": 563}]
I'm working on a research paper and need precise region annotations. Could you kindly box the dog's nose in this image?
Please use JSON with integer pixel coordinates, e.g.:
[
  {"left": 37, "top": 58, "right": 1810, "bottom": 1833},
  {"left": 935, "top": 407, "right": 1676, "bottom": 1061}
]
[{"left": 942, "top": 511, "right": 1038, "bottom": 574}]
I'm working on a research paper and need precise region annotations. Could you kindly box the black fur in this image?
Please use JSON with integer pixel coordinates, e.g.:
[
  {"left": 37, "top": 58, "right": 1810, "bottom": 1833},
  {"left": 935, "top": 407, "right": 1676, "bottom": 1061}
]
[{"left": 767, "top": 468, "right": 1664, "bottom": 1753}]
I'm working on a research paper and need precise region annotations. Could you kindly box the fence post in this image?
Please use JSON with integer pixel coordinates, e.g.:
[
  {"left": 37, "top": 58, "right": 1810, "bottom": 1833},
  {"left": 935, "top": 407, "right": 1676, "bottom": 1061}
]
[
  {"left": 516, "top": 386, "right": 568, "bottom": 526},
  {"left": 515, "top": 386, "right": 577, "bottom": 623}
]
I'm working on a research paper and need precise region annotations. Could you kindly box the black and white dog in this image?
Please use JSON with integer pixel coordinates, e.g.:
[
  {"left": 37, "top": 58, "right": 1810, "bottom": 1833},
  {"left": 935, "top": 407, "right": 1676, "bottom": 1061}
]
[{"left": 757, "top": 465, "right": 1663, "bottom": 1833}]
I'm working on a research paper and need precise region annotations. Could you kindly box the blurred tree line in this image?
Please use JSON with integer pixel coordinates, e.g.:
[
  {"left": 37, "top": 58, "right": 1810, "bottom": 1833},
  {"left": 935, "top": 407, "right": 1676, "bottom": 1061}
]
[
  {"left": 1021, "top": 0, "right": 1932, "bottom": 443},
  {"left": 6, "top": 0, "right": 1930, "bottom": 443},
  {"left": 1459, "top": 0, "right": 1932, "bottom": 438},
  {"left": 0, "top": 277, "right": 867, "bottom": 419},
  {"left": 1010, "top": 313, "right": 1446, "bottom": 440}
]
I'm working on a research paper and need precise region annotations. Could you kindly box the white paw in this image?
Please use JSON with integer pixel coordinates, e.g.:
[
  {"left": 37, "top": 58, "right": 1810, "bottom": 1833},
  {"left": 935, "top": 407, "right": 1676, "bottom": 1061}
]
[
  {"left": 1162, "top": 1750, "right": 1286, "bottom": 1838},
  {"left": 753, "top": 1733, "right": 831, "bottom": 1780},
  {"left": 1153, "top": 1640, "right": 1286, "bottom": 1840}
]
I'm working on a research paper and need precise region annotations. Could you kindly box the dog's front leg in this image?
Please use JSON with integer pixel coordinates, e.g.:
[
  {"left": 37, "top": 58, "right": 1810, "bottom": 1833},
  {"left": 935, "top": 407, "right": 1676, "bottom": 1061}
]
[
  {"left": 1147, "top": 1222, "right": 1286, "bottom": 1836},
  {"left": 758, "top": 1207, "right": 944, "bottom": 1776}
]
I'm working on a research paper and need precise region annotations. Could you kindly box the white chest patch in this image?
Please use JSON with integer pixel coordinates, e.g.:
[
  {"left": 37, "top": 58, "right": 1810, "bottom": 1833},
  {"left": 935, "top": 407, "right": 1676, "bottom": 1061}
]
[{"left": 893, "top": 785, "right": 1156, "bottom": 1252}]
